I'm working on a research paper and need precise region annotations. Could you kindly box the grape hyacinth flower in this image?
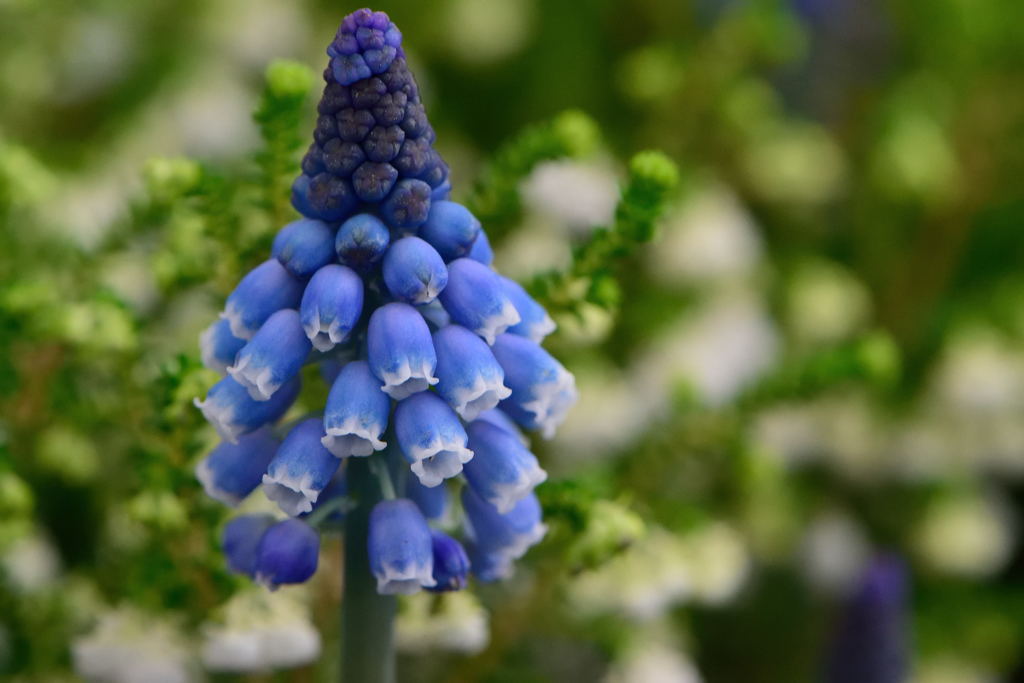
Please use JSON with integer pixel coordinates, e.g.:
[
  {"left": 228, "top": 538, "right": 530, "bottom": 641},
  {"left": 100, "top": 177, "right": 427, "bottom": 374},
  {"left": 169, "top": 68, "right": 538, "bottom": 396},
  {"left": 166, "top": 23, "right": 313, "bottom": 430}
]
[{"left": 194, "top": 8, "right": 574, "bottom": 607}]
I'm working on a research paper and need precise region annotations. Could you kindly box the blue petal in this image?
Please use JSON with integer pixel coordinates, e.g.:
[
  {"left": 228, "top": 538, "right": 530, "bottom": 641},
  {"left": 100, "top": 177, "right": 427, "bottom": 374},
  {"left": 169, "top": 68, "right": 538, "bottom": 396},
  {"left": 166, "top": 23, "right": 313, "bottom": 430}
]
[
  {"left": 228, "top": 309, "right": 311, "bottom": 401},
  {"left": 301, "top": 468, "right": 349, "bottom": 523},
  {"left": 263, "top": 418, "right": 340, "bottom": 516},
  {"left": 394, "top": 392, "right": 472, "bottom": 487},
  {"left": 405, "top": 476, "right": 448, "bottom": 522},
  {"left": 438, "top": 259, "right": 520, "bottom": 345},
  {"left": 380, "top": 179, "right": 432, "bottom": 231},
  {"left": 367, "top": 302, "right": 438, "bottom": 399},
  {"left": 222, "top": 515, "right": 275, "bottom": 577},
  {"left": 466, "top": 543, "right": 513, "bottom": 582},
  {"left": 300, "top": 264, "right": 364, "bottom": 352},
  {"left": 382, "top": 236, "right": 448, "bottom": 304},
  {"left": 464, "top": 419, "right": 546, "bottom": 514},
  {"left": 199, "top": 318, "right": 246, "bottom": 375},
  {"left": 272, "top": 218, "right": 337, "bottom": 279},
  {"left": 419, "top": 201, "right": 481, "bottom": 262},
  {"left": 322, "top": 360, "right": 391, "bottom": 457},
  {"left": 474, "top": 408, "right": 528, "bottom": 445},
  {"left": 290, "top": 173, "right": 357, "bottom": 222},
  {"left": 254, "top": 519, "right": 320, "bottom": 589},
  {"left": 433, "top": 325, "right": 510, "bottom": 420},
  {"left": 427, "top": 531, "right": 470, "bottom": 592},
  {"left": 498, "top": 275, "right": 556, "bottom": 343},
  {"left": 194, "top": 375, "right": 301, "bottom": 443},
  {"left": 368, "top": 499, "right": 436, "bottom": 594},
  {"left": 223, "top": 260, "right": 304, "bottom": 340},
  {"left": 335, "top": 213, "right": 390, "bottom": 273},
  {"left": 491, "top": 334, "right": 576, "bottom": 438},
  {"left": 461, "top": 486, "right": 546, "bottom": 560},
  {"left": 195, "top": 427, "right": 279, "bottom": 506},
  {"left": 467, "top": 229, "right": 494, "bottom": 266}
]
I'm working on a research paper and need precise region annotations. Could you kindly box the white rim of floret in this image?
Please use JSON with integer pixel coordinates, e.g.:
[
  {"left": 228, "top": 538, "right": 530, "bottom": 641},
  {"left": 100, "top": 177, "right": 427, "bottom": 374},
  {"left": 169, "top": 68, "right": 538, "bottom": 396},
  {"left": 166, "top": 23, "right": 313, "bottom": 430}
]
[
  {"left": 221, "top": 304, "right": 256, "bottom": 341},
  {"left": 523, "top": 314, "right": 557, "bottom": 344},
  {"left": 464, "top": 518, "right": 549, "bottom": 561},
  {"left": 407, "top": 438, "right": 474, "bottom": 488},
  {"left": 194, "top": 458, "right": 244, "bottom": 507},
  {"left": 448, "top": 374, "right": 512, "bottom": 422},
  {"left": 303, "top": 309, "right": 352, "bottom": 353},
  {"left": 199, "top": 323, "right": 231, "bottom": 375},
  {"left": 321, "top": 417, "right": 387, "bottom": 458},
  {"left": 484, "top": 464, "right": 548, "bottom": 515},
  {"left": 227, "top": 355, "right": 280, "bottom": 402},
  {"left": 379, "top": 361, "right": 439, "bottom": 400},
  {"left": 475, "top": 300, "right": 521, "bottom": 346},
  {"left": 193, "top": 396, "right": 244, "bottom": 444},
  {"left": 375, "top": 560, "right": 437, "bottom": 595},
  {"left": 521, "top": 366, "right": 578, "bottom": 439},
  {"left": 261, "top": 471, "right": 321, "bottom": 517}
]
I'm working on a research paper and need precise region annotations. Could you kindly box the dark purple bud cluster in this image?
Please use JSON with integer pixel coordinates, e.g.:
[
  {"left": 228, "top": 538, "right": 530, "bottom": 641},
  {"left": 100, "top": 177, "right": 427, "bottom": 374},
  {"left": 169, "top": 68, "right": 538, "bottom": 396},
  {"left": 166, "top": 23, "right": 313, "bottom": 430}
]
[{"left": 292, "top": 8, "right": 449, "bottom": 226}]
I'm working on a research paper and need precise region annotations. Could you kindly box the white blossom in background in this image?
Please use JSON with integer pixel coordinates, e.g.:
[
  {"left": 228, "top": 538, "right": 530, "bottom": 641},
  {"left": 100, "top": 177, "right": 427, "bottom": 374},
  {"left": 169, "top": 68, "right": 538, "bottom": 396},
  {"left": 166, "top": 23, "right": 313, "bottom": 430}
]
[
  {"left": 680, "top": 522, "right": 750, "bottom": 606},
  {"left": 649, "top": 185, "right": 762, "bottom": 286},
  {"left": 521, "top": 159, "right": 619, "bottom": 232},
  {"left": 72, "top": 607, "right": 194, "bottom": 683},
  {"left": 929, "top": 331, "right": 1024, "bottom": 416},
  {"left": 442, "top": 0, "right": 533, "bottom": 64},
  {"left": 914, "top": 493, "right": 1015, "bottom": 578},
  {"left": 1, "top": 530, "right": 61, "bottom": 594},
  {"left": 396, "top": 591, "right": 489, "bottom": 655},
  {"left": 200, "top": 587, "right": 320, "bottom": 673},
  {"left": 753, "top": 402, "right": 826, "bottom": 467},
  {"left": 605, "top": 637, "right": 704, "bottom": 683},
  {"left": 784, "top": 259, "right": 871, "bottom": 346},
  {"left": 493, "top": 220, "right": 572, "bottom": 281},
  {"left": 912, "top": 657, "right": 998, "bottom": 683},
  {"left": 632, "top": 291, "right": 778, "bottom": 409},
  {"left": 799, "top": 511, "right": 870, "bottom": 594},
  {"left": 552, "top": 364, "right": 657, "bottom": 461}
]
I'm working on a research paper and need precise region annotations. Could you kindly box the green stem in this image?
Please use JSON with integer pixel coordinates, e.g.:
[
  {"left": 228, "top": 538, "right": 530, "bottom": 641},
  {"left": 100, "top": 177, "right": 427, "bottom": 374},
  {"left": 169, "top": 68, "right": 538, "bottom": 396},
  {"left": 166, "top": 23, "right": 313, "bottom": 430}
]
[{"left": 342, "top": 458, "right": 396, "bottom": 683}]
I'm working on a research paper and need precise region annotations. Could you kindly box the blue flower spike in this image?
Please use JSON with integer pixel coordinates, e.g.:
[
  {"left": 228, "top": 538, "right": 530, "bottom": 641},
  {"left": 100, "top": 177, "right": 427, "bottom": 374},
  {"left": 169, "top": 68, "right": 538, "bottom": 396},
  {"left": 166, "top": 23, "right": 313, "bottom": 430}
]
[
  {"left": 464, "top": 418, "right": 546, "bottom": 513},
  {"left": 433, "top": 324, "right": 511, "bottom": 420},
  {"left": 428, "top": 531, "right": 470, "bottom": 592},
  {"left": 222, "top": 515, "right": 276, "bottom": 577},
  {"left": 394, "top": 392, "right": 474, "bottom": 487},
  {"left": 322, "top": 360, "right": 391, "bottom": 457},
  {"left": 439, "top": 258, "right": 521, "bottom": 345},
  {"left": 300, "top": 264, "right": 364, "bottom": 352},
  {"left": 368, "top": 499, "right": 436, "bottom": 594},
  {"left": 199, "top": 317, "right": 247, "bottom": 375},
  {"left": 198, "top": 7, "right": 576, "bottom": 594},
  {"left": 335, "top": 213, "right": 390, "bottom": 273},
  {"left": 368, "top": 302, "right": 438, "bottom": 400},
  {"left": 194, "top": 375, "right": 301, "bottom": 443},
  {"left": 228, "top": 309, "right": 312, "bottom": 401},
  {"left": 223, "top": 260, "right": 304, "bottom": 340},
  {"left": 272, "top": 218, "right": 337, "bottom": 279},
  {"left": 195, "top": 427, "right": 280, "bottom": 506},
  {"left": 254, "top": 519, "right": 321, "bottom": 590},
  {"left": 382, "top": 236, "right": 448, "bottom": 304},
  {"left": 262, "top": 418, "right": 340, "bottom": 516},
  {"left": 419, "top": 200, "right": 482, "bottom": 262}
]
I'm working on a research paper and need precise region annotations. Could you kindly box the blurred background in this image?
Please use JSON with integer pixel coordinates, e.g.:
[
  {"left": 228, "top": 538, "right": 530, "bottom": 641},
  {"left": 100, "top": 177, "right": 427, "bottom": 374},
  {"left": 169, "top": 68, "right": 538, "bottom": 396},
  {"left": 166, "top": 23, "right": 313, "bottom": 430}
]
[{"left": 1, "top": 0, "right": 1023, "bottom": 681}]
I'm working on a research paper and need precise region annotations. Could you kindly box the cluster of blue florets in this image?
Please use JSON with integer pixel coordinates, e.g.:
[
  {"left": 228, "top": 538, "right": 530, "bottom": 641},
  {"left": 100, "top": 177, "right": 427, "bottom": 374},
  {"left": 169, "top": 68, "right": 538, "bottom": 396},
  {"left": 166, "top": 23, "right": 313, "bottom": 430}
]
[
  {"left": 193, "top": 9, "right": 575, "bottom": 595},
  {"left": 291, "top": 8, "right": 449, "bottom": 229}
]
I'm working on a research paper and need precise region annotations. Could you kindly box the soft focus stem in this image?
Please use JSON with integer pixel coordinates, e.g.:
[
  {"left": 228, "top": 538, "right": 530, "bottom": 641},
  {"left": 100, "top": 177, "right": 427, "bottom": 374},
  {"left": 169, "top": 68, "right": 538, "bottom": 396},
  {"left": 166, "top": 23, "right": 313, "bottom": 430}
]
[{"left": 342, "top": 458, "right": 396, "bottom": 683}]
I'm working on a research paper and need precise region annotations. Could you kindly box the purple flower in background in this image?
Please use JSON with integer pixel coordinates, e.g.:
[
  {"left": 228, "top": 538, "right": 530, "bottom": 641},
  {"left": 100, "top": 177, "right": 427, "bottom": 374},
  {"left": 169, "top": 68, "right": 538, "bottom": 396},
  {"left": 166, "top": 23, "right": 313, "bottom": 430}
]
[
  {"left": 195, "top": 7, "right": 575, "bottom": 593},
  {"left": 823, "top": 555, "right": 909, "bottom": 683}
]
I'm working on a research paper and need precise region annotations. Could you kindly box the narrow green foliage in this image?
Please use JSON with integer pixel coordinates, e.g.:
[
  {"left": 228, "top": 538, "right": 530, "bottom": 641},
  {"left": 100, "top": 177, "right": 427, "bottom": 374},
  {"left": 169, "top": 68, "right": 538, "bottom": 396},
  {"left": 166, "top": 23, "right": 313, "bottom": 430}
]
[
  {"left": 531, "top": 150, "right": 679, "bottom": 316},
  {"left": 253, "top": 60, "right": 315, "bottom": 225},
  {"left": 465, "top": 110, "right": 600, "bottom": 242}
]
